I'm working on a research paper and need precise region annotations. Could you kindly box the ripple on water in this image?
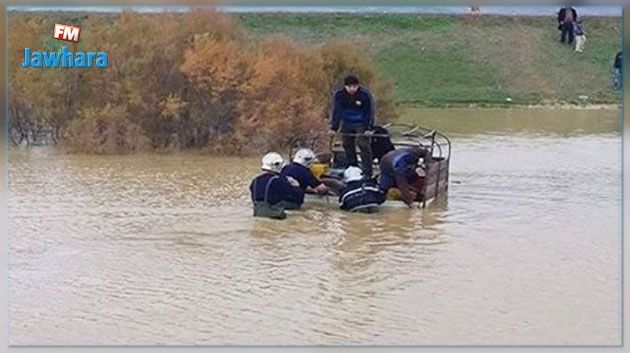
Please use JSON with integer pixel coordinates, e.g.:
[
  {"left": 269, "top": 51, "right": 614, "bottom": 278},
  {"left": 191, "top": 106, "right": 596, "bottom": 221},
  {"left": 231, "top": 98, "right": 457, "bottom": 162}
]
[{"left": 8, "top": 111, "right": 622, "bottom": 344}]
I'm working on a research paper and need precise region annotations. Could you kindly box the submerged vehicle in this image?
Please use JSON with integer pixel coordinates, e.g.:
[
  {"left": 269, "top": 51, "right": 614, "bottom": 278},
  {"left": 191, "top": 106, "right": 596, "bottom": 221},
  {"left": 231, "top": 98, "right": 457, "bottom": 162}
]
[{"left": 289, "top": 123, "right": 451, "bottom": 208}]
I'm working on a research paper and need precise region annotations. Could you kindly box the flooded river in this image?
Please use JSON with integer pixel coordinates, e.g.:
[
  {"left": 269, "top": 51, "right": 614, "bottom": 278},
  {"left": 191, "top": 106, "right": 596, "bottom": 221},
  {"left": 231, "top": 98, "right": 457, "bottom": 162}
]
[{"left": 8, "top": 108, "right": 622, "bottom": 345}]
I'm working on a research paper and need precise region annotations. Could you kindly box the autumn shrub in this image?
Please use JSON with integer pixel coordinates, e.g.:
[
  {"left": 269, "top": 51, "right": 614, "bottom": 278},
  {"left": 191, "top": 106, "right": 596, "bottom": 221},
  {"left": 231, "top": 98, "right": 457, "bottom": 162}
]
[
  {"left": 9, "top": 9, "right": 398, "bottom": 155},
  {"left": 64, "top": 103, "right": 147, "bottom": 154},
  {"left": 235, "top": 38, "right": 329, "bottom": 153},
  {"left": 180, "top": 34, "right": 255, "bottom": 152}
]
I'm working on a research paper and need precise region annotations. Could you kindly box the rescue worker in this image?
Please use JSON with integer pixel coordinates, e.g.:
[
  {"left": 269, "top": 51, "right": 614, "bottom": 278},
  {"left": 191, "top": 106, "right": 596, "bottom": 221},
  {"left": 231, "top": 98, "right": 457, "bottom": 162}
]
[
  {"left": 339, "top": 166, "right": 385, "bottom": 213},
  {"left": 378, "top": 146, "right": 429, "bottom": 207},
  {"left": 249, "top": 152, "right": 304, "bottom": 219},
  {"left": 329, "top": 74, "right": 375, "bottom": 178},
  {"left": 281, "top": 148, "right": 330, "bottom": 206}
]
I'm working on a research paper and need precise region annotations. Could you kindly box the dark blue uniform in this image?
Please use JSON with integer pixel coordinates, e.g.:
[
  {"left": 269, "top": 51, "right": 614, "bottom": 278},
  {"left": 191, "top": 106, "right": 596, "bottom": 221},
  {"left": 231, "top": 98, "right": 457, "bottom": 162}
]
[
  {"left": 281, "top": 163, "right": 320, "bottom": 191},
  {"left": 339, "top": 180, "right": 385, "bottom": 212},
  {"left": 330, "top": 86, "right": 374, "bottom": 131},
  {"left": 378, "top": 148, "right": 426, "bottom": 201},
  {"left": 330, "top": 86, "right": 375, "bottom": 177},
  {"left": 280, "top": 163, "right": 322, "bottom": 206},
  {"left": 249, "top": 173, "right": 304, "bottom": 207}
]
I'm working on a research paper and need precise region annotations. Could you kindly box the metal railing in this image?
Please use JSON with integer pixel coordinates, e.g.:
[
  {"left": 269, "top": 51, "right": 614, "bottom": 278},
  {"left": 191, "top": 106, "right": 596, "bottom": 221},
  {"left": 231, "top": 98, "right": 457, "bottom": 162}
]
[{"left": 285, "top": 123, "right": 451, "bottom": 161}]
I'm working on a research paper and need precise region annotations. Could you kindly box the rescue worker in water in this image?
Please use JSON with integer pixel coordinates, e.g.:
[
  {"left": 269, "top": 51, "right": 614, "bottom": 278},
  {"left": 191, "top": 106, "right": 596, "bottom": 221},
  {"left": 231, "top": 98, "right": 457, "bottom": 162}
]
[
  {"left": 339, "top": 166, "right": 385, "bottom": 213},
  {"left": 249, "top": 152, "right": 304, "bottom": 219},
  {"left": 377, "top": 146, "right": 429, "bottom": 207},
  {"left": 280, "top": 148, "right": 330, "bottom": 208}
]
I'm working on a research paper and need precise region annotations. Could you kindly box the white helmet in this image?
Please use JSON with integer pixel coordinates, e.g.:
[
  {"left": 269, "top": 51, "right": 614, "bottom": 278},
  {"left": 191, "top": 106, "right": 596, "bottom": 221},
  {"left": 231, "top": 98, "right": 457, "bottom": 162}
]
[
  {"left": 343, "top": 166, "right": 363, "bottom": 183},
  {"left": 261, "top": 152, "right": 286, "bottom": 173},
  {"left": 293, "top": 148, "right": 316, "bottom": 167}
]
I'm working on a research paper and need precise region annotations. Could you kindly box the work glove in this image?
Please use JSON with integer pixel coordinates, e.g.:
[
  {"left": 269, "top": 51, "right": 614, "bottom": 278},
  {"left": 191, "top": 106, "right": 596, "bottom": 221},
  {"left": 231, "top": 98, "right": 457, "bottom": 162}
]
[{"left": 286, "top": 176, "right": 300, "bottom": 188}]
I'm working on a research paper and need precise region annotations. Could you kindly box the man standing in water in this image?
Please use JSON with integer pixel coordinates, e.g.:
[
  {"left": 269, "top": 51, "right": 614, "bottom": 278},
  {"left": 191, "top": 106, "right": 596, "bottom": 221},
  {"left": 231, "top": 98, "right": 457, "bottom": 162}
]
[{"left": 330, "top": 75, "right": 375, "bottom": 179}]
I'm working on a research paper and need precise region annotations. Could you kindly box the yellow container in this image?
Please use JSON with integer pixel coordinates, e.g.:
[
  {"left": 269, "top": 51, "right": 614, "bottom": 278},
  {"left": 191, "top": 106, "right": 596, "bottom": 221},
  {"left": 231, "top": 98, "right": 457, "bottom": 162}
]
[
  {"left": 310, "top": 163, "right": 329, "bottom": 179},
  {"left": 387, "top": 188, "right": 402, "bottom": 200}
]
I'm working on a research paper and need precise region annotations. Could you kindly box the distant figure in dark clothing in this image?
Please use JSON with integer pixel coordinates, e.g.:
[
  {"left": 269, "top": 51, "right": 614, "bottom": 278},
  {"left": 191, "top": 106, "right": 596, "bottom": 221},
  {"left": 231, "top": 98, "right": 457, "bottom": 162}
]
[
  {"left": 614, "top": 51, "right": 623, "bottom": 90},
  {"left": 557, "top": 7, "right": 577, "bottom": 28},
  {"left": 558, "top": 7, "right": 578, "bottom": 44},
  {"left": 468, "top": 6, "right": 480, "bottom": 19},
  {"left": 573, "top": 20, "right": 586, "bottom": 52},
  {"left": 330, "top": 74, "right": 375, "bottom": 178}
]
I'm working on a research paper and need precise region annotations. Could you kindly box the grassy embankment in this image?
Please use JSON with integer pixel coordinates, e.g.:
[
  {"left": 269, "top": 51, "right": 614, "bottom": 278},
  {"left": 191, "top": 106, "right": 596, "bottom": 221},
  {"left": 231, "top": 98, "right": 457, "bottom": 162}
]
[{"left": 237, "top": 13, "right": 622, "bottom": 107}]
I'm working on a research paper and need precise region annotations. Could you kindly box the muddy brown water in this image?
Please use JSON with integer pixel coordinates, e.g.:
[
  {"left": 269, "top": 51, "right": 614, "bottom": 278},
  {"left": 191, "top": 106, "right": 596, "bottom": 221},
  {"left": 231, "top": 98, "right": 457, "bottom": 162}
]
[{"left": 8, "top": 108, "right": 621, "bottom": 345}]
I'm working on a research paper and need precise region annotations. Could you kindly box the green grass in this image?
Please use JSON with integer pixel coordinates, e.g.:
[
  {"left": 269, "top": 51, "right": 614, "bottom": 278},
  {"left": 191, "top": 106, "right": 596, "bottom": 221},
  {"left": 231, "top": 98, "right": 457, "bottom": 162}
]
[
  {"left": 238, "top": 13, "right": 455, "bottom": 37},
  {"left": 237, "top": 13, "right": 622, "bottom": 106},
  {"left": 374, "top": 43, "right": 505, "bottom": 105}
]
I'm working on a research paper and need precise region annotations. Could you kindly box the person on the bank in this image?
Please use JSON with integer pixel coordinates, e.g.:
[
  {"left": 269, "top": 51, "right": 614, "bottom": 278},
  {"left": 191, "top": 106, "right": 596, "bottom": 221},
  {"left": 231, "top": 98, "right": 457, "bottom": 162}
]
[
  {"left": 614, "top": 51, "right": 623, "bottom": 90},
  {"left": 339, "top": 166, "right": 385, "bottom": 213},
  {"left": 558, "top": 6, "right": 578, "bottom": 44},
  {"left": 330, "top": 74, "right": 375, "bottom": 179},
  {"left": 378, "top": 146, "right": 429, "bottom": 207},
  {"left": 249, "top": 152, "right": 304, "bottom": 219},
  {"left": 573, "top": 20, "right": 586, "bottom": 53},
  {"left": 281, "top": 148, "right": 330, "bottom": 200},
  {"left": 469, "top": 6, "right": 481, "bottom": 17}
]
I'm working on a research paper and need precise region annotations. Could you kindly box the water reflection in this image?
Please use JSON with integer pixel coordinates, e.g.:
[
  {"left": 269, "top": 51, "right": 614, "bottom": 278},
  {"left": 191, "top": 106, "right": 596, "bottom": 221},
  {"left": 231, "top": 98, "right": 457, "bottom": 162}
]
[{"left": 402, "top": 107, "right": 621, "bottom": 137}]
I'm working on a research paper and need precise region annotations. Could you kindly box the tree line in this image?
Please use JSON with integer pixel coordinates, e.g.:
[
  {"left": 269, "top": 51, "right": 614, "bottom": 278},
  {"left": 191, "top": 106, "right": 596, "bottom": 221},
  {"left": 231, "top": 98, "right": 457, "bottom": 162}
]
[{"left": 9, "top": 9, "right": 397, "bottom": 154}]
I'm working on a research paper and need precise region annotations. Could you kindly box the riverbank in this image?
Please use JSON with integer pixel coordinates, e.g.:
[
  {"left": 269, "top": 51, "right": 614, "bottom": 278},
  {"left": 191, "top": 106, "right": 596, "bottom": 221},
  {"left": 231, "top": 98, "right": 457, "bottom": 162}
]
[
  {"left": 8, "top": 10, "right": 622, "bottom": 154},
  {"left": 238, "top": 13, "right": 622, "bottom": 107},
  {"left": 11, "top": 106, "right": 619, "bottom": 150},
  {"left": 404, "top": 102, "right": 622, "bottom": 110}
]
